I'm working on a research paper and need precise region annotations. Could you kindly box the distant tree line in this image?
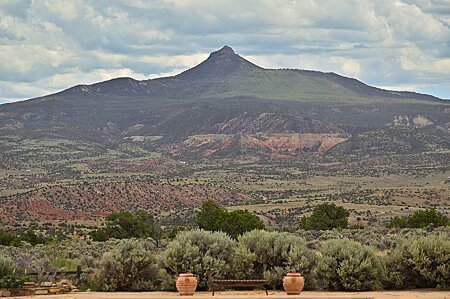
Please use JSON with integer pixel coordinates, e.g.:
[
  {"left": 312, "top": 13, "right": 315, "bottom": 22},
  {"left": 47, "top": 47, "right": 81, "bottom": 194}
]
[
  {"left": 386, "top": 208, "right": 449, "bottom": 228},
  {"left": 2, "top": 203, "right": 447, "bottom": 247}
]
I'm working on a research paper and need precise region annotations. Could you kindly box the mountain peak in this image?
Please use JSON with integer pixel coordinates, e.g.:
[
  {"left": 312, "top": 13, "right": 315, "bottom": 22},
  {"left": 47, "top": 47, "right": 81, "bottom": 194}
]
[
  {"left": 175, "top": 46, "right": 261, "bottom": 80},
  {"left": 215, "top": 45, "right": 235, "bottom": 55}
]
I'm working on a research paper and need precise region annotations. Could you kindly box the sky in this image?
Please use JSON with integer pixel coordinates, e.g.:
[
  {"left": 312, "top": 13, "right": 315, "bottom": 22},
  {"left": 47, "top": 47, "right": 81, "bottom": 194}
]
[{"left": 1, "top": 0, "right": 450, "bottom": 103}]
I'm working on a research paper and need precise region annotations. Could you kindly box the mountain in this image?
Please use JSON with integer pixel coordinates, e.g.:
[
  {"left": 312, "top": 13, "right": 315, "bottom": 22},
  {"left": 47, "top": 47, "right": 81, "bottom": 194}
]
[
  {"left": 0, "top": 46, "right": 449, "bottom": 159},
  {"left": 1, "top": 46, "right": 449, "bottom": 227},
  {"left": 176, "top": 45, "right": 262, "bottom": 79},
  {"left": 31, "top": 45, "right": 441, "bottom": 102}
]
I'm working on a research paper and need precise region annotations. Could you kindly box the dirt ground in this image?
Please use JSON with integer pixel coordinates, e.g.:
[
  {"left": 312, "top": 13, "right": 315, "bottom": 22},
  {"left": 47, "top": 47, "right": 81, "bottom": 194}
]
[{"left": 9, "top": 290, "right": 449, "bottom": 299}]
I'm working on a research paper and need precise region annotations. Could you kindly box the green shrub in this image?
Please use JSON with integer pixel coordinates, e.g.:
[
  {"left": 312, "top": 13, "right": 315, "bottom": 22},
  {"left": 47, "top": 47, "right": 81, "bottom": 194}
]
[
  {"left": 236, "top": 230, "right": 318, "bottom": 289},
  {"left": 0, "top": 255, "right": 15, "bottom": 279},
  {"left": 317, "top": 239, "right": 384, "bottom": 291},
  {"left": 0, "top": 255, "right": 24, "bottom": 289},
  {"left": 92, "top": 239, "right": 160, "bottom": 291},
  {"left": 51, "top": 257, "right": 79, "bottom": 271},
  {"left": 386, "top": 209, "right": 449, "bottom": 228},
  {"left": 0, "top": 231, "right": 21, "bottom": 247},
  {"left": 195, "top": 201, "right": 226, "bottom": 232},
  {"left": 296, "top": 226, "right": 450, "bottom": 251},
  {"left": 161, "top": 229, "right": 235, "bottom": 290},
  {"left": 384, "top": 234, "right": 450, "bottom": 289},
  {"left": 90, "top": 210, "right": 161, "bottom": 245},
  {"left": 19, "top": 230, "right": 47, "bottom": 245},
  {"left": 195, "top": 201, "right": 265, "bottom": 239},
  {"left": 300, "top": 203, "right": 349, "bottom": 230},
  {"left": 0, "top": 276, "right": 23, "bottom": 288},
  {"left": 220, "top": 210, "right": 265, "bottom": 239}
]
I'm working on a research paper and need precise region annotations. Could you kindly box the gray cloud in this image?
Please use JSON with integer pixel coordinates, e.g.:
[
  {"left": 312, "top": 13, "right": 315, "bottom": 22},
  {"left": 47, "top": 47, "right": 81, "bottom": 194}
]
[{"left": 0, "top": 0, "right": 449, "bottom": 102}]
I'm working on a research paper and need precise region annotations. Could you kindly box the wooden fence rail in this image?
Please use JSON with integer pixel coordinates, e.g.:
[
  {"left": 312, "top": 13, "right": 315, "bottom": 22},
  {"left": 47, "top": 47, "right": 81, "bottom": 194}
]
[{"left": 25, "top": 265, "right": 92, "bottom": 282}]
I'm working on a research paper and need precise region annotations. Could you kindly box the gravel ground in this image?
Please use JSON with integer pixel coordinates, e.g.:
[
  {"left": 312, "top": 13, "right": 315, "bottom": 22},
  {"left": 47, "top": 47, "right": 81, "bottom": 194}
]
[{"left": 8, "top": 290, "right": 449, "bottom": 299}]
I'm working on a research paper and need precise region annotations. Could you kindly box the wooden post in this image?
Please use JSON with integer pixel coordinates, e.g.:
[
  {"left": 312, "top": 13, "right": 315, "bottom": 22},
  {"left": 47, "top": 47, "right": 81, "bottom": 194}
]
[{"left": 76, "top": 265, "right": 82, "bottom": 282}]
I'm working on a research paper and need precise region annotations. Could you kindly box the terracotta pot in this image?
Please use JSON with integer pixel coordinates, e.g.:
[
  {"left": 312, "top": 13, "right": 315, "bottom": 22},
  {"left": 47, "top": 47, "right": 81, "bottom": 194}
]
[
  {"left": 176, "top": 273, "right": 197, "bottom": 296},
  {"left": 282, "top": 272, "right": 305, "bottom": 295}
]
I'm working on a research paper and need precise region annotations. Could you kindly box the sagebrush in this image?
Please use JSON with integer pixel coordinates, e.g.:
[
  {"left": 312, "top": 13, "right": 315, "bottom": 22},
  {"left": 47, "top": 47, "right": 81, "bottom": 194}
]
[
  {"left": 161, "top": 229, "right": 235, "bottom": 290},
  {"left": 237, "top": 230, "right": 317, "bottom": 289},
  {"left": 317, "top": 239, "right": 384, "bottom": 291},
  {"left": 92, "top": 239, "right": 160, "bottom": 291},
  {"left": 384, "top": 234, "right": 450, "bottom": 289}
]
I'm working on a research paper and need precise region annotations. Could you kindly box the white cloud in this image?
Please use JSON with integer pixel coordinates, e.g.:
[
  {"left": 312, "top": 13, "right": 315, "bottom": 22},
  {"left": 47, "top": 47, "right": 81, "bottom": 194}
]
[{"left": 43, "top": 0, "right": 80, "bottom": 21}]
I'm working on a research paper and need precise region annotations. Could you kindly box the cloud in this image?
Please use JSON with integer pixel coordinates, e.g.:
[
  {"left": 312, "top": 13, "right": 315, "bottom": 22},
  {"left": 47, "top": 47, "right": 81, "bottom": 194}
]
[
  {"left": 43, "top": 0, "right": 80, "bottom": 21},
  {"left": 0, "top": 0, "right": 449, "bottom": 102}
]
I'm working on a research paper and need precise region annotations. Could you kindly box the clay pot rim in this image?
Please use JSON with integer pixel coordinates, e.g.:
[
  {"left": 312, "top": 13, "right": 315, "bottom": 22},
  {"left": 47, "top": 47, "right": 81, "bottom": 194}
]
[
  {"left": 285, "top": 272, "right": 303, "bottom": 276},
  {"left": 179, "top": 273, "right": 195, "bottom": 277}
]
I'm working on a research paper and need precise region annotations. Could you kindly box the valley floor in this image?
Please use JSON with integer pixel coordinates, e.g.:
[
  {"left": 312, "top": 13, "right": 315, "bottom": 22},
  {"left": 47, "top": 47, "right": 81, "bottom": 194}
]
[{"left": 9, "top": 290, "right": 450, "bottom": 299}]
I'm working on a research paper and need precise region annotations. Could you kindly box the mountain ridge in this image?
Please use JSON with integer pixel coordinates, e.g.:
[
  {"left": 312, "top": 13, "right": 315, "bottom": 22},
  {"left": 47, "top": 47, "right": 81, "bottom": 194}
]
[
  {"left": 17, "top": 45, "right": 442, "bottom": 103},
  {"left": 0, "top": 46, "right": 449, "bottom": 159}
]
